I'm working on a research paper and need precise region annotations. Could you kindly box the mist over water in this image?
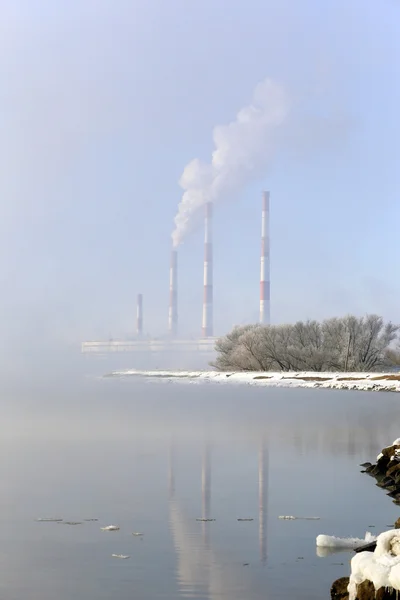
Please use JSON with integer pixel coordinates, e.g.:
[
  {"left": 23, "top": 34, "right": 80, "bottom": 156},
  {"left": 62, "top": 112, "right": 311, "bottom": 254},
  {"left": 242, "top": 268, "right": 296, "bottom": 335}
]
[
  {"left": 2, "top": 370, "right": 400, "bottom": 599},
  {"left": 1, "top": 1, "right": 399, "bottom": 598}
]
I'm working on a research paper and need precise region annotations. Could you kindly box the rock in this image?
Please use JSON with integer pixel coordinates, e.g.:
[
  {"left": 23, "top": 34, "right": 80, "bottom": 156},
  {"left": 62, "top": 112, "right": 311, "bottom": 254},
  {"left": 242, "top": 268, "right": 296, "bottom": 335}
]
[
  {"left": 355, "top": 580, "right": 375, "bottom": 599},
  {"left": 360, "top": 462, "right": 372, "bottom": 468},
  {"left": 364, "top": 445, "right": 400, "bottom": 480},
  {"left": 382, "top": 444, "right": 400, "bottom": 460},
  {"left": 361, "top": 443, "right": 400, "bottom": 513},
  {"left": 382, "top": 476, "right": 395, "bottom": 486},
  {"left": 386, "top": 462, "right": 400, "bottom": 478},
  {"left": 331, "top": 577, "right": 349, "bottom": 600},
  {"left": 354, "top": 541, "right": 376, "bottom": 553},
  {"left": 395, "top": 517, "right": 400, "bottom": 528},
  {"left": 371, "top": 465, "right": 383, "bottom": 476},
  {"left": 386, "top": 491, "right": 400, "bottom": 499},
  {"left": 376, "top": 455, "right": 391, "bottom": 472},
  {"left": 376, "top": 478, "right": 393, "bottom": 488},
  {"left": 355, "top": 581, "right": 398, "bottom": 599},
  {"left": 386, "top": 484, "right": 400, "bottom": 493},
  {"left": 335, "top": 580, "right": 400, "bottom": 599}
]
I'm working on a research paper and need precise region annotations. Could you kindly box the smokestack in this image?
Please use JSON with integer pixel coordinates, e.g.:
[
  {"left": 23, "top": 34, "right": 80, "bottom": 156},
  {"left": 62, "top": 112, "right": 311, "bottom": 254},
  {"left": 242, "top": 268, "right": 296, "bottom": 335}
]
[
  {"left": 136, "top": 293, "right": 143, "bottom": 336},
  {"left": 169, "top": 249, "right": 178, "bottom": 336},
  {"left": 202, "top": 202, "right": 213, "bottom": 338},
  {"left": 260, "top": 191, "right": 270, "bottom": 325}
]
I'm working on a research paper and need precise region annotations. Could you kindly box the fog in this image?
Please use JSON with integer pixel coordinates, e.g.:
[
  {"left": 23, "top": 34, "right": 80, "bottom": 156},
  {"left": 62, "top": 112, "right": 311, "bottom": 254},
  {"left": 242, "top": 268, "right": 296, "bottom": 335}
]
[{"left": 0, "top": 0, "right": 399, "bottom": 387}]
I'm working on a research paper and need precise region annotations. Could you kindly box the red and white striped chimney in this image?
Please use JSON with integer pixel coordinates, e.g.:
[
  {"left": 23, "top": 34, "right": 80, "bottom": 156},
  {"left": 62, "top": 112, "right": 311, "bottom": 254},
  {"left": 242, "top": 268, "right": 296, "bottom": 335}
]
[
  {"left": 168, "top": 249, "right": 178, "bottom": 336},
  {"left": 202, "top": 202, "right": 213, "bottom": 338},
  {"left": 260, "top": 191, "right": 270, "bottom": 325},
  {"left": 136, "top": 293, "right": 143, "bottom": 336}
]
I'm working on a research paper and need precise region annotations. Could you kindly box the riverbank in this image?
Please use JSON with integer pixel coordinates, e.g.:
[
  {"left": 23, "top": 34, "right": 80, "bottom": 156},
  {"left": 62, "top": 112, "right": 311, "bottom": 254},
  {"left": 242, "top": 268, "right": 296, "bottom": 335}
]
[
  {"left": 107, "top": 370, "right": 400, "bottom": 392},
  {"left": 330, "top": 439, "right": 400, "bottom": 599}
]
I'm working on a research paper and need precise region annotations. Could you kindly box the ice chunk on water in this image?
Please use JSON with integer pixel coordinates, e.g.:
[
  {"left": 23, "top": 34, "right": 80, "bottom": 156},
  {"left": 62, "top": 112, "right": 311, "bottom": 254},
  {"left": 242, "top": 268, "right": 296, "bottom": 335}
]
[
  {"left": 316, "top": 531, "right": 376, "bottom": 549},
  {"left": 279, "top": 515, "right": 320, "bottom": 520}
]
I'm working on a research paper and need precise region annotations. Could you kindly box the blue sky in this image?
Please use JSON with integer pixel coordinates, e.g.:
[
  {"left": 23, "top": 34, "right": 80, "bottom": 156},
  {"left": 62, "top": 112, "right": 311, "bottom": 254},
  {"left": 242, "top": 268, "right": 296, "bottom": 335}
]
[{"left": 0, "top": 0, "right": 399, "bottom": 353}]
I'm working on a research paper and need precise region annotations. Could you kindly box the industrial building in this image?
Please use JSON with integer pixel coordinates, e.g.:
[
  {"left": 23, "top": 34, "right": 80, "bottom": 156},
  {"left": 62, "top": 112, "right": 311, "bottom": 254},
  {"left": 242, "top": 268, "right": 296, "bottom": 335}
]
[{"left": 81, "top": 191, "right": 270, "bottom": 356}]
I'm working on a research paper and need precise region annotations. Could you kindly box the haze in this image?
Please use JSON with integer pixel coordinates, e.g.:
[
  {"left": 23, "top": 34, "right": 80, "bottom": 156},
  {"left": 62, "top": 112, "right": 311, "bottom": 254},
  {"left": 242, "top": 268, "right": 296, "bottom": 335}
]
[{"left": 0, "top": 0, "right": 399, "bottom": 380}]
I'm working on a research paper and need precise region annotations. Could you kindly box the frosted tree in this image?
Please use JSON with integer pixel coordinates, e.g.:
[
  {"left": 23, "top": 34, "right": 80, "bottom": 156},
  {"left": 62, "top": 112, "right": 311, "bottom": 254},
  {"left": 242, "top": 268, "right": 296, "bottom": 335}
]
[
  {"left": 286, "top": 320, "right": 328, "bottom": 372},
  {"left": 212, "top": 315, "right": 399, "bottom": 373},
  {"left": 211, "top": 325, "right": 257, "bottom": 371}
]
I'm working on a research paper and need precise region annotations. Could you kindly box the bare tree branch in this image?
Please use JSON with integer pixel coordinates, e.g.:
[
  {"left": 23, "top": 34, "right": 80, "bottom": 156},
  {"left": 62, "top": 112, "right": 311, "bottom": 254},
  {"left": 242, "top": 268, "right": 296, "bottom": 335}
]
[{"left": 212, "top": 315, "right": 400, "bottom": 373}]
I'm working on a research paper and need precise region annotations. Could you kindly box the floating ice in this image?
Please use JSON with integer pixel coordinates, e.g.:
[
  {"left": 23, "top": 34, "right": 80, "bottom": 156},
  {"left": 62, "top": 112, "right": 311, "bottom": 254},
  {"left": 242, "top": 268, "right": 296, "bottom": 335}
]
[
  {"left": 132, "top": 532, "right": 144, "bottom": 536},
  {"left": 316, "top": 531, "right": 376, "bottom": 549},
  {"left": 101, "top": 525, "right": 120, "bottom": 531},
  {"left": 112, "top": 554, "right": 130, "bottom": 559},
  {"left": 279, "top": 515, "right": 320, "bottom": 520},
  {"left": 36, "top": 518, "right": 63, "bottom": 522},
  {"left": 316, "top": 546, "right": 349, "bottom": 558}
]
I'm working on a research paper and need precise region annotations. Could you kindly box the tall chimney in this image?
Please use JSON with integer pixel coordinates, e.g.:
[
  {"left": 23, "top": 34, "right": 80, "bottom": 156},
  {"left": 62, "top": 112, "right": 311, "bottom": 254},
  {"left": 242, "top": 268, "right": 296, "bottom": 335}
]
[
  {"left": 136, "top": 293, "right": 143, "bottom": 336},
  {"left": 260, "top": 191, "right": 270, "bottom": 325},
  {"left": 168, "top": 249, "right": 178, "bottom": 336},
  {"left": 202, "top": 202, "right": 213, "bottom": 338}
]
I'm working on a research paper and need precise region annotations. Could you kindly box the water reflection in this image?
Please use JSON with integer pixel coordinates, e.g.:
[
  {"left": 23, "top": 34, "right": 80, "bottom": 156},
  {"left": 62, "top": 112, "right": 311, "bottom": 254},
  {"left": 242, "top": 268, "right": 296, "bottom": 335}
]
[
  {"left": 169, "top": 443, "right": 176, "bottom": 498},
  {"left": 258, "top": 441, "right": 268, "bottom": 564},
  {"left": 4, "top": 381, "right": 400, "bottom": 462},
  {"left": 316, "top": 546, "right": 353, "bottom": 558},
  {"left": 1, "top": 382, "right": 400, "bottom": 600},
  {"left": 169, "top": 439, "right": 270, "bottom": 599},
  {"left": 201, "top": 444, "right": 211, "bottom": 541}
]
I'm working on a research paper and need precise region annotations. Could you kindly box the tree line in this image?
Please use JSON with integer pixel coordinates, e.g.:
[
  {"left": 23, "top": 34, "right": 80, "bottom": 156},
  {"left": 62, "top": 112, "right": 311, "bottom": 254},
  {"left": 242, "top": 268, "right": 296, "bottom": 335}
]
[{"left": 212, "top": 315, "right": 400, "bottom": 372}]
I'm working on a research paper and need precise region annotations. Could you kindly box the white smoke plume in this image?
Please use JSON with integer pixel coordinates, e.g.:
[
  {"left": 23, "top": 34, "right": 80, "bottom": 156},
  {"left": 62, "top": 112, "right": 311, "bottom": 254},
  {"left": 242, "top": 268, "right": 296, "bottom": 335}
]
[{"left": 172, "top": 78, "right": 290, "bottom": 247}]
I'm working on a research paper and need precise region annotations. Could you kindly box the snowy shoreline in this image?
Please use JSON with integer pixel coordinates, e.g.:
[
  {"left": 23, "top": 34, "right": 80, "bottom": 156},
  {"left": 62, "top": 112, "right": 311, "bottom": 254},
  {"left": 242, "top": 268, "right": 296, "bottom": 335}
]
[{"left": 106, "top": 370, "right": 400, "bottom": 393}]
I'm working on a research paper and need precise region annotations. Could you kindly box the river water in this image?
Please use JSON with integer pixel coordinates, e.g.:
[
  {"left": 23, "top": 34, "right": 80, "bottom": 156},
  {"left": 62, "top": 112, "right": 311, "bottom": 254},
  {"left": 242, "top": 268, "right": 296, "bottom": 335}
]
[{"left": 1, "top": 373, "right": 400, "bottom": 600}]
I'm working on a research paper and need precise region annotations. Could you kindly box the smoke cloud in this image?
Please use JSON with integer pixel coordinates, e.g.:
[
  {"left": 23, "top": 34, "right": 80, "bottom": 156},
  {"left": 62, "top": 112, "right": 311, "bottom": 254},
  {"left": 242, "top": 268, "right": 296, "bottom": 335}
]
[{"left": 172, "top": 78, "right": 290, "bottom": 247}]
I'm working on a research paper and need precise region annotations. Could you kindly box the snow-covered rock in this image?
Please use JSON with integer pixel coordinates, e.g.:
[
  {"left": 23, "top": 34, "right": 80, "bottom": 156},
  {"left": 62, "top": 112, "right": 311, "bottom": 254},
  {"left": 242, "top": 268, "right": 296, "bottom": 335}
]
[{"left": 348, "top": 530, "right": 400, "bottom": 599}]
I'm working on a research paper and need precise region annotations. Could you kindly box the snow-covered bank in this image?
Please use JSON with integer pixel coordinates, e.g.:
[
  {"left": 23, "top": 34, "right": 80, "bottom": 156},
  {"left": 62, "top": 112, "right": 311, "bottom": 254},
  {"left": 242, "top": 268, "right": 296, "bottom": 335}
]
[{"left": 107, "top": 369, "right": 400, "bottom": 392}]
